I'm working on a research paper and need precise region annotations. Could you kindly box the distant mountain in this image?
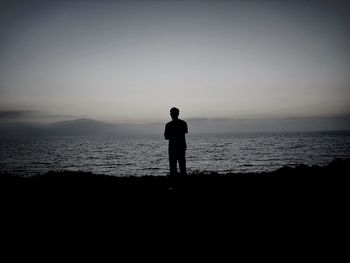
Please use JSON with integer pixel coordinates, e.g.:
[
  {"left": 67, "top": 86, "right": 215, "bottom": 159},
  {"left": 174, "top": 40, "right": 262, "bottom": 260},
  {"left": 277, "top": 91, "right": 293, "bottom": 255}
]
[
  {"left": 0, "top": 118, "right": 165, "bottom": 137},
  {"left": 50, "top": 118, "right": 118, "bottom": 136},
  {"left": 0, "top": 122, "right": 51, "bottom": 137},
  {"left": 187, "top": 116, "right": 350, "bottom": 133},
  {"left": 0, "top": 119, "right": 120, "bottom": 137},
  {"left": 0, "top": 116, "right": 349, "bottom": 137}
]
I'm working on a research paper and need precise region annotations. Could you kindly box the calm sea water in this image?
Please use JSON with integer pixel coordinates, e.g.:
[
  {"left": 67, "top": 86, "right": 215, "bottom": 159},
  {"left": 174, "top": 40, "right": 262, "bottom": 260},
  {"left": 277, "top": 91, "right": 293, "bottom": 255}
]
[{"left": 1, "top": 131, "right": 350, "bottom": 176}]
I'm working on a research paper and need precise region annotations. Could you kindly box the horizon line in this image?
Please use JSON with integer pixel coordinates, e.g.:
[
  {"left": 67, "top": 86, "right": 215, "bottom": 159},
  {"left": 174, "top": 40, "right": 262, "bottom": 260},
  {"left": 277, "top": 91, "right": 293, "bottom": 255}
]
[{"left": 1, "top": 114, "right": 350, "bottom": 125}]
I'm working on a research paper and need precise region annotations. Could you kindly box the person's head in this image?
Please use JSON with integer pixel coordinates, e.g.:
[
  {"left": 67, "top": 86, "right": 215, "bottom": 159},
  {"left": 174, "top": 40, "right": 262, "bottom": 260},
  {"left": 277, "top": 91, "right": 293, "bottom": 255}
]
[{"left": 170, "top": 107, "right": 180, "bottom": 120}]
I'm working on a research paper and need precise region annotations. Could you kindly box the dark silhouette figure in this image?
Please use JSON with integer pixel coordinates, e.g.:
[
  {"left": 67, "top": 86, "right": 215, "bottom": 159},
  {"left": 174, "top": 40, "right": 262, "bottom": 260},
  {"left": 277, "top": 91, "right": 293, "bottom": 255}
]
[{"left": 164, "top": 107, "right": 188, "bottom": 177}]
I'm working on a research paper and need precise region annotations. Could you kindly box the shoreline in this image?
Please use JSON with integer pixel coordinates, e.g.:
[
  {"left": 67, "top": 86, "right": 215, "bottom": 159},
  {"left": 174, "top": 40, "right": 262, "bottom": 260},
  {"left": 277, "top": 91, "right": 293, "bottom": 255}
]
[
  {"left": 1, "top": 158, "right": 348, "bottom": 219},
  {"left": 1, "top": 157, "right": 348, "bottom": 178},
  {"left": 1, "top": 158, "right": 348, "bottom": 190},
  {"left": 1, "top": 157, "right": 349, "bottom": 176}
]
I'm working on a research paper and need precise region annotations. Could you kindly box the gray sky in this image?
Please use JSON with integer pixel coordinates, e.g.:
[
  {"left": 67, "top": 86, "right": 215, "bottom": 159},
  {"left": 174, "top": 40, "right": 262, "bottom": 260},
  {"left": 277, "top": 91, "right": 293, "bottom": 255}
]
[{"left": 1, "top": 0, "right": 349, "bottom": 123}]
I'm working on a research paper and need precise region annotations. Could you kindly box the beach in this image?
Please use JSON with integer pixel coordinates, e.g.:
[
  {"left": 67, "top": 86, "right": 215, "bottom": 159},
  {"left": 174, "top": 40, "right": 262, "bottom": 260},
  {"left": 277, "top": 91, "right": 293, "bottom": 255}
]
[
  {"left": 2, "top": 158, "right": 348, "bottom": 197},
  {"left": 2, "top": 158, "right": 348, "bottom": 250}
]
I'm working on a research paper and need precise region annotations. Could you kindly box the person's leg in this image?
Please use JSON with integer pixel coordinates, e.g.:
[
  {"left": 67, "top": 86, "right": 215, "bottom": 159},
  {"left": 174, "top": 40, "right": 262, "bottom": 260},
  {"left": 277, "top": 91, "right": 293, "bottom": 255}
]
[
  {"left": 169, "top": 150, "right": 177, "bottom": 176},
  {"left": 178, "top": 151, "right": 187, "bottom": 176}
]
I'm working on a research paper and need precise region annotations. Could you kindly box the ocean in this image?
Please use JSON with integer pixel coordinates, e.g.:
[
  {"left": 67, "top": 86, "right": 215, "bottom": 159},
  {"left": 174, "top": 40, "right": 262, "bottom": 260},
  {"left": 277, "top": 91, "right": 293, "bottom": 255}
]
[{"left": 1, "top": 131, "right": 350, "bottom": 176}]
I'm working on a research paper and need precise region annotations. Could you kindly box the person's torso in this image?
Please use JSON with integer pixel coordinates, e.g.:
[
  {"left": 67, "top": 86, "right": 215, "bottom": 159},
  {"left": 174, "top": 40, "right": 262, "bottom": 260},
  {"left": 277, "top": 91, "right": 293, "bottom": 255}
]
[{"left": 166, "top": 119, "right": 187, "bottom": 149}]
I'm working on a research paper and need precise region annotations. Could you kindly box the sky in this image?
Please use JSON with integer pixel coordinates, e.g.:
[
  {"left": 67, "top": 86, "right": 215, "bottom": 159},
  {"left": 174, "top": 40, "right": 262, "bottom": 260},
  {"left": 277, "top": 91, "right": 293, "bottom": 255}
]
[{"left": 1, "top": 0, "right": 350, "bottom": 124}]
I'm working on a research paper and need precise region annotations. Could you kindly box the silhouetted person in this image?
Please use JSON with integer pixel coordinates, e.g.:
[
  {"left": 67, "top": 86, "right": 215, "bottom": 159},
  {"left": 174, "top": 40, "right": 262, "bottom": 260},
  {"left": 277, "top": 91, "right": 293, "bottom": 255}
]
[{"left": 164, "top": 107, "right": 188, "bottom": 178}]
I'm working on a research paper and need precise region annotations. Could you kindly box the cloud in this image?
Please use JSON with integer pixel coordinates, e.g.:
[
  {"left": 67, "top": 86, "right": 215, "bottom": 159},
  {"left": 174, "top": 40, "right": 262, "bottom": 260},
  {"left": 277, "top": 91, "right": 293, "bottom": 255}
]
[
  {"left": 0, "top": 109, "right": 84, "bottom": 122},
  {"left": 0, "top": 110, "right": 37, "bottom": 119}
]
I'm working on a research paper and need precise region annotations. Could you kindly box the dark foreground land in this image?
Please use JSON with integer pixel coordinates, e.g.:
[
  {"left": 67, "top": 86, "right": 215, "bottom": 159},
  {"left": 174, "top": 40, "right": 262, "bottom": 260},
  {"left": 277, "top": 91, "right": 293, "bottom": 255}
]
[
  {"left": 1, "top": 158, "right": 349, "bottom": 199},
  {"left": 1, "top": 159, "right": 349, "bottom": 247},
  {"left": 1, "top": 161, "right": 347, "bottom": 261}
]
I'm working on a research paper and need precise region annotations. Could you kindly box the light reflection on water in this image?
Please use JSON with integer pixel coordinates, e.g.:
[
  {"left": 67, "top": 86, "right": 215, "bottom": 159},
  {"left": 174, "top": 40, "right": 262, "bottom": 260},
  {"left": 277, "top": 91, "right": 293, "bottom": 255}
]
[{"left": 0, "top": 131, "right": 350, "bottom": 176}]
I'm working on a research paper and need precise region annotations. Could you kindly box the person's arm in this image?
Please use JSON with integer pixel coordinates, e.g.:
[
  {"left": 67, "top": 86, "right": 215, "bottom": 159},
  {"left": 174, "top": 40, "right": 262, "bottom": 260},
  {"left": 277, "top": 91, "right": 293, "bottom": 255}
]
[
  {"left": 185, "top": 122, "right": 188, "bottom": 134},
  {"left": 164, "top": 124, "right": 170, "bottom": 140}
]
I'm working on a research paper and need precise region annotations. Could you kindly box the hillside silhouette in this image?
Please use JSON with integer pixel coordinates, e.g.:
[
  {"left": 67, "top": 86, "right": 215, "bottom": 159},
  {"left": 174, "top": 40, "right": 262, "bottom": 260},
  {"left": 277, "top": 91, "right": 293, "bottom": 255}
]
[
  {"left": 1, "top": 116, "right": 350, "bottom": 137},
  {"left": 2, "top": 158, "right": 348, "bottom": 236},
  {"left": 2, "top": 158, "right": 348, "bottom": 198}
]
